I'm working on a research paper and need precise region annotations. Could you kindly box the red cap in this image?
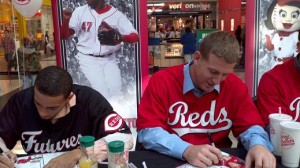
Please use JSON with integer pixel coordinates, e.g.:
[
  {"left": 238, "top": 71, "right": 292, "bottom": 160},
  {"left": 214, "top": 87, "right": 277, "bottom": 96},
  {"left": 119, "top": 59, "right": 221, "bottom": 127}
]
[{"left": 278, "top": 0, "right": 299, "bottom": 6}]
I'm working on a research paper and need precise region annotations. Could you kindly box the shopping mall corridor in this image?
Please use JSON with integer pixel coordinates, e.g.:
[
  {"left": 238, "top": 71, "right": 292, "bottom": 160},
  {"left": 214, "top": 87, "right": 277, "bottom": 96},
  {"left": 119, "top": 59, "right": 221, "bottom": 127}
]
[{"left": 0, "top": 52, "right": 57, "bottom": 109}]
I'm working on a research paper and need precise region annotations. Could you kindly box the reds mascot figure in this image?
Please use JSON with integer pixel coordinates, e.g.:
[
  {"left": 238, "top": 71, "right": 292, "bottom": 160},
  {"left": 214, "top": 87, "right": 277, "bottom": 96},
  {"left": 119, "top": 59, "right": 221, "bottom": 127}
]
[{"left": 265, "top": 0, "right": 300, "bottom": 68}]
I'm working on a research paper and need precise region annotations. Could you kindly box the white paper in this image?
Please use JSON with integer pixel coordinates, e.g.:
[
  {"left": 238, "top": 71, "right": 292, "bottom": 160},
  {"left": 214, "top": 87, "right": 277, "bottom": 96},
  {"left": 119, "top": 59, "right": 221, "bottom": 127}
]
[{"left": 14, "top": 152, "right": 76, "bottom": 168}]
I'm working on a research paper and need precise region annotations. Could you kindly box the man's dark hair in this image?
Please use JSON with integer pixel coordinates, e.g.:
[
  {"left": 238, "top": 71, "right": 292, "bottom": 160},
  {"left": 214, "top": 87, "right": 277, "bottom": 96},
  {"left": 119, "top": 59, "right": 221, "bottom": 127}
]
[
  {"left": 185, "top": 27, "right": 192, "bottom": 33},
  {"left": 34, "top": 66, "right": 73, "bottom": 98}
]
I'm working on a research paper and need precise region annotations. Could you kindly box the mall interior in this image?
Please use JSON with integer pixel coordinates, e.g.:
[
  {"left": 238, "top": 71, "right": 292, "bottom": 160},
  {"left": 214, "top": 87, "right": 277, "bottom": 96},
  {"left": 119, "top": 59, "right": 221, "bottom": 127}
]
[{"left": 1, "top": 0, "right": 247, "bottom": 153}]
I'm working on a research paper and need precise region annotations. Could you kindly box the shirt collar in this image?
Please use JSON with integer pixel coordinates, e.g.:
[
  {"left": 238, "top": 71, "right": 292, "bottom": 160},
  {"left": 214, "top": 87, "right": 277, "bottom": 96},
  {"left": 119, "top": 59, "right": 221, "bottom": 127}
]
[{"left": 183, "top": 61, "right": 220, "bottom": 95}]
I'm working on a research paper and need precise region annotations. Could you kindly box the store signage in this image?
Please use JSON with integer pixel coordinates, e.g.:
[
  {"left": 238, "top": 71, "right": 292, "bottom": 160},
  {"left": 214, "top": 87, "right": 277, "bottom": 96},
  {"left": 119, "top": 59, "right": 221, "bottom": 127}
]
[{"left": 168, "top": 2, "right": 211, "bottom": 11}]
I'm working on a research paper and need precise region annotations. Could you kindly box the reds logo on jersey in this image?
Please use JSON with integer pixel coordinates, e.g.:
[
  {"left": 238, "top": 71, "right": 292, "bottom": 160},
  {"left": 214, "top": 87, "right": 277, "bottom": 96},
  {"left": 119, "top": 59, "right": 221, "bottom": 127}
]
[
  {"left": 104, "top": 113, "right": 124, "bottom": 132},
  {"left": 13, "top": 0, "right": 30, "bottom": 5}
]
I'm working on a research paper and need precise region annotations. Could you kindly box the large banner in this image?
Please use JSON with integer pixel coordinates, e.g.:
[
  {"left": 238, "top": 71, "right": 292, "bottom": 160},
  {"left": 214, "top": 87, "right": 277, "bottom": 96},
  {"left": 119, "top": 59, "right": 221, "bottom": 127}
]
[
  {"left": 53, "top": 0, "right": 140, "bottom": 135},
  {"left": 254, "top": 0, "right": 300, "bottom": 93}
]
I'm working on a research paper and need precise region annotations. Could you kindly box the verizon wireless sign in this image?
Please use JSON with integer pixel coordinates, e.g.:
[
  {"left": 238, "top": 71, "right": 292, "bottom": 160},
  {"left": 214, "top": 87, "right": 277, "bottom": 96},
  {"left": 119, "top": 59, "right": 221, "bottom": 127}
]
[{"left": 168, "top": 2, "right": 211, "bottom": 11}]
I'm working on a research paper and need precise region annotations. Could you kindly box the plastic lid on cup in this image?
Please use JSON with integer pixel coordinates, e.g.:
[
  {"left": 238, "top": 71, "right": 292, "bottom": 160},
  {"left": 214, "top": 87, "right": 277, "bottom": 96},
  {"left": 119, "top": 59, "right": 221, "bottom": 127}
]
[
  {"left": 269, "top": 113, "right": 293, "bottom": 121},
  {"left": 80, "top": 136, "right": 95, "bottom": 148},
  {"left": 108, "top": 140, "right": 125, "bottom": 153}
]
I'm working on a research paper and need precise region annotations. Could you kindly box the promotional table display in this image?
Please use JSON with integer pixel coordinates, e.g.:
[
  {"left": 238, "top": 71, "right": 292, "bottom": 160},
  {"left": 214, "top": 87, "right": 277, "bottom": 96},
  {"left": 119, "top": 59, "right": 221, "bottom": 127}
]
[
  {"left": 108, "top": 140, "right": 128, "bottom": 168},
  {"left": 79, "top": 136, "right": 97, "bottom": 168},
  {"left": 269, "top": 113, "right": 293, "bottom": 156}
]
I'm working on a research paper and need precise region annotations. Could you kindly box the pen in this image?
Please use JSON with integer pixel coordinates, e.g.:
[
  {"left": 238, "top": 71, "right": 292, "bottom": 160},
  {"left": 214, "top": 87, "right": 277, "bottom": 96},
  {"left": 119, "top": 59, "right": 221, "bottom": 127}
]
[{"left": 207, "top": 131, "right": 215, "bottom": 147}]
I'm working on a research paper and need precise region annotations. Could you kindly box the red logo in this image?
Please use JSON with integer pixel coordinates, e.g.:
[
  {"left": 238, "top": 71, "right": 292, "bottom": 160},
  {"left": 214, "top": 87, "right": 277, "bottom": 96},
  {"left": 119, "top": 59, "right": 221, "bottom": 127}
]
[
  {"left": 13, "top": 0, "right": 30, "bottom": 5},
  {"left": 281, "top": 132, "right": 295, "bottom": 149},
  {"left": 104, "top": 113, "right": 124, "bottom": 132}
]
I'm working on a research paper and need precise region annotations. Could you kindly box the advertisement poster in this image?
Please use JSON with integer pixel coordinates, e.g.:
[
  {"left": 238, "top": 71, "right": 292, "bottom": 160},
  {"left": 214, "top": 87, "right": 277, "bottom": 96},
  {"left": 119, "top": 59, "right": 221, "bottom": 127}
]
[
  {"left": 55, "top": 0, "right": 140, "bottom": 135},
  {"left": 254, "top": 0, "right": 300, "bottom": 92}
]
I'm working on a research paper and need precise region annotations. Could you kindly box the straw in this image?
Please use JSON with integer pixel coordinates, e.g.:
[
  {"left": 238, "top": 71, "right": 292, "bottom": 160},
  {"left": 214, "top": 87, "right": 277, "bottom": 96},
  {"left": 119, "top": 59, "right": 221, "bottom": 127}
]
[{"left": 279, "top": 107, "right": 281, "bottom": 117}]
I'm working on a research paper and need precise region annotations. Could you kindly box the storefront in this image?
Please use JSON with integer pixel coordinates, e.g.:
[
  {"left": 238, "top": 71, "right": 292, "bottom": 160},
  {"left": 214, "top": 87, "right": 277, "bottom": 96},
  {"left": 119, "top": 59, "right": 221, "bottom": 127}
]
[
  {"left": 0, "top": 0, "right": 53, "bottom": 51},
  {"left": 147, "top": 0, "right": 218, "bottom": 69}
]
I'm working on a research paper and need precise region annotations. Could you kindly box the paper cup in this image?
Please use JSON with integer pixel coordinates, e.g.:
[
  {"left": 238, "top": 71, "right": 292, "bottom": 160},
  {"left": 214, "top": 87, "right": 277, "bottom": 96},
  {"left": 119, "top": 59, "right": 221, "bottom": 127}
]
[
  {"left": 269, "top": 113, "right": 292, "bottom": 156},
  {"left": 280, "top": 121, "right": 300, "bottom": 167}
]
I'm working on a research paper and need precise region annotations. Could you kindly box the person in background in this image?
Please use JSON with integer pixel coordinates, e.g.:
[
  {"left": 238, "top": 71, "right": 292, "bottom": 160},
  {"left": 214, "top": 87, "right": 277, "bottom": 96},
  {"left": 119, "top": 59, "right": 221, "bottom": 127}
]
[
  {"left": 181, "top": 19, "right": 193, "bottom": 35},
  {"left": 61, "top": 0, "right": 139, "bottom": 103},
  {"left": 12, "top": 37, "right": 41, "bottom": 90},
  {"left": 137, "top": 31, "right": 275, "bottom": 168},
  {"left": 168, "top": 26, "right": 176, "bottom": 38},
  {"left": 44, "top": 31, "right": 49, "bottom": 55},
  {"left": 180, "top": 27, "right": 196, "bottom": 63},
  {"left": 1, "top": 30, "right": 15, "bottom": 73},
  {"left": 257, "top": 29, "right": 300, "bottom": 125},
  {"left": 0, "top": 66, "right": 132, "bottom": 167},
  {"left": 235, "top": 25, "right": 242, "bottom": 47}
]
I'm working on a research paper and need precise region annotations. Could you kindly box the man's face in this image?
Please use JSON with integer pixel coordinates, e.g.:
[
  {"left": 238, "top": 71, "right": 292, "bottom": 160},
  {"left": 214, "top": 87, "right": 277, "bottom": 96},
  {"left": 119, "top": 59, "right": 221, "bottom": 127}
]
[
  {"left": 86, "top": 0, "right": 104, "bottom": 9},
  {"left": 191, "top": 52, "right": 236, "bottom": 92},
  {"left": 34, "top": 87, "right": 69, "bottom": 121}
]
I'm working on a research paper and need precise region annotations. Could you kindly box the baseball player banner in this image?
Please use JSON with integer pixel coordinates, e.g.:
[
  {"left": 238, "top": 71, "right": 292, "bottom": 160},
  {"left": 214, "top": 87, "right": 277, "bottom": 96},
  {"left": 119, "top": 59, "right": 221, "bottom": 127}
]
[
  {"left": 253, "top": 0, "right": 300, "bottom": 93},
  {"left": 52, "top": 0, "right": 140, "bottom": 137}
]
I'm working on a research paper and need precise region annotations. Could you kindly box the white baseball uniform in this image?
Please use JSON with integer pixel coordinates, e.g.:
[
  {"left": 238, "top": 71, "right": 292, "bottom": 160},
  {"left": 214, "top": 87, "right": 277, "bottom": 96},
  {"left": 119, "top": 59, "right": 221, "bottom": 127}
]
[{"left": 69, "top": 4, "right": 138, "bottom": 101}]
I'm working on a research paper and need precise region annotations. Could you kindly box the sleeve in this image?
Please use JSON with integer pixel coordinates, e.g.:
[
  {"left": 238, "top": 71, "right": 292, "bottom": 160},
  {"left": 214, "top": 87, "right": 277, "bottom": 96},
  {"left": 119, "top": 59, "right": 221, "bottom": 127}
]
[
  {"left": 85, "top": 90, "right": 131, "bottom": 140},
  {"left": 257, "top": 73, "right": 283, "bottom": 125},
  {"left": 0, "top": 96, "right": 19, "bottom": 150},
  {"left": 136, "top": 73, "right": 170, "bottom": 130},
  {"left": 138, "top": 127, "right": 191, "bottom": 160},
  {"left": 117, "top": 13, "right": 138, "bottom": 37},
  {"left": 68, "top": 8, "right": 81, "bottom": 35},
  {"left": 239, "top": 125, "right": 273, "bottom": 152}
]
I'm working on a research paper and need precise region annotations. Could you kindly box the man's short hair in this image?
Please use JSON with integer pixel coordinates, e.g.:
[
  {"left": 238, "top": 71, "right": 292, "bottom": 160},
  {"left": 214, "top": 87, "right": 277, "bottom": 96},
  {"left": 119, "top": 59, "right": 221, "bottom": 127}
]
[
  {"left": 199, "top": 31, "right": 239, "bottom": 64},
  {"left": 34, "top": 66, "right": 73, "bottom": 98}
]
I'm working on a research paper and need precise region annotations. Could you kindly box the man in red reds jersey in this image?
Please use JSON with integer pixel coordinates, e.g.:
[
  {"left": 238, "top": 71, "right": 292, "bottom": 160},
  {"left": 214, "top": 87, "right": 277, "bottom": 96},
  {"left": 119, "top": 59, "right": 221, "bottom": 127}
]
[
  {"left": 0, "top": 66, "right": 131, "bottom": 167},
  {"left": 61, "top": 0, "right": 139, "bottom": 103},
  {"left": 137, "top": 31, "right": 276, "bottom": 168},
  {"left": 257, "top": 29, "right": 300, "bottom": 124}
]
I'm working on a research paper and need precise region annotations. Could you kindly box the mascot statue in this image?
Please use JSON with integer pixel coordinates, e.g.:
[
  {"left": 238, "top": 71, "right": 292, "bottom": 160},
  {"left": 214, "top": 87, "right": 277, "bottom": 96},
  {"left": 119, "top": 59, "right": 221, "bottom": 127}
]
[{"left": 265, "top": 0, "right": 300, "bottom": 68}]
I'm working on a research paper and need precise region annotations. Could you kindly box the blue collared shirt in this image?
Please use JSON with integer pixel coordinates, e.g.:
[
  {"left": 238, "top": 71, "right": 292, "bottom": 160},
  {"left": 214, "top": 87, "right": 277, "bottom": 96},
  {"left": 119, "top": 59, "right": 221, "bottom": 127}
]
[
  {"left": 183, "top": 61, "right": 220, "bottom": 97},
  {"left": 138, "top": 62, "right": 273, "bottom": 160}
]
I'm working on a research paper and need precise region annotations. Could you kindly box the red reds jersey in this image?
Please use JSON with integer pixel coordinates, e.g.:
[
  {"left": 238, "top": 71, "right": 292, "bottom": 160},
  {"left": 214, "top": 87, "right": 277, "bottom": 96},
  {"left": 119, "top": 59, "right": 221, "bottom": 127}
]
[
  {"left": 257, "top": 56, "right": 300, "bottom": 124},
  {"left": 137, "top": 64, "right": 264, "bottom": 147}
]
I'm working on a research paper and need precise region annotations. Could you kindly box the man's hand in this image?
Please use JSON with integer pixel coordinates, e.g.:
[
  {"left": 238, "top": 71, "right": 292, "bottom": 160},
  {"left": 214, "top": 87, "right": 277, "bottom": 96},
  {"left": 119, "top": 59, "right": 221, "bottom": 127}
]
[
  {"left": 0, "top": 151, "right": 16, "bottom": 168},
  {"left": 245, "top": 145, "right": 276, "bottom": 168},
  {"left": 44, "top": 149, "right": 82, "bottom": 168},
  {"left": 63, "top": 8, "right": 73, "bottom": 20},
  {"left": 183, "top": 144, "right": 223, "bottom": 167}
]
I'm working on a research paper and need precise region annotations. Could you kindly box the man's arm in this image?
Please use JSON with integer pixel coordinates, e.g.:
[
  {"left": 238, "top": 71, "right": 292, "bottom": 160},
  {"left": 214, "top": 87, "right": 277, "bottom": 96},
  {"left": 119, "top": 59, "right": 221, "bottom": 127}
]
[
  {"left": 239, "top": 125, "right": 273, "bottom": 151},
  {"left": 44, "top": 148, "right": 82, "bottom": 168},
  {"left": 138, "top": 127, "right": 191, "bottom": 160},
  {"left": 61, "top": 8, "right": 75, "bottom": 39},
  {"left": 138, "top": 127, "right": 223, "bottom": 167},
  {"left": 240, "top": 125, "right": 276, "bottom": 168},
  {"left": 0, "top": 138, "right": 16, "bottom": 167}
]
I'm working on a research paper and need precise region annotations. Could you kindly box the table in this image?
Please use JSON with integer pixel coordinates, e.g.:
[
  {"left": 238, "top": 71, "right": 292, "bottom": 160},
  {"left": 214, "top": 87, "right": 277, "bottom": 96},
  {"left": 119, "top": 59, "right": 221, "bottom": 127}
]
[{"left": 99, "top": 148, "right": 288, "bottom": 168}]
